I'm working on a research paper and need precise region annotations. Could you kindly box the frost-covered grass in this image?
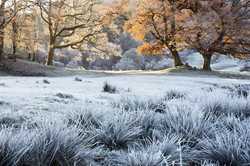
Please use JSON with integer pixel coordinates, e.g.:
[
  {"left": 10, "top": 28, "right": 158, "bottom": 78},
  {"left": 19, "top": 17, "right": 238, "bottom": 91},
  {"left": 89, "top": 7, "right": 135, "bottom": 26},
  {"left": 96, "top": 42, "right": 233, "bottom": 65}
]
[{"left": 1, "top": 74, "right": 250, "bottom": 165}]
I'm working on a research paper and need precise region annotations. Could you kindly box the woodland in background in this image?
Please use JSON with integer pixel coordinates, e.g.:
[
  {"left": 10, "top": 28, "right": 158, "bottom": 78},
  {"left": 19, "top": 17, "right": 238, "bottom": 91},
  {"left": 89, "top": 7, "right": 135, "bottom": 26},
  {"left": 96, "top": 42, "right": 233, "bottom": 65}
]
[{"left": 0, "top": 0, "right": 249, "bottom": 71}]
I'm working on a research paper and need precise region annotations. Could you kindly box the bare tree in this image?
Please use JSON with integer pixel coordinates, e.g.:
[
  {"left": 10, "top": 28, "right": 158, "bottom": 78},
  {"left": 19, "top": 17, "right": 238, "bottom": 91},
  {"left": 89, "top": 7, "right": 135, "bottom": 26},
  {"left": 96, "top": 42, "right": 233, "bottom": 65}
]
[{"left": 36, "top": 0, "right": 102, "bottom": 65}]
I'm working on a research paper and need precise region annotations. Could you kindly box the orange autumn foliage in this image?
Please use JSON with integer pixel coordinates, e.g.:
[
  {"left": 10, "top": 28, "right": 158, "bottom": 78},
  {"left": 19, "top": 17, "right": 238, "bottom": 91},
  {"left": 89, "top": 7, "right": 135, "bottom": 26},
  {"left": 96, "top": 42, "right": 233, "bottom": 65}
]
[{"left": 137, "top": 43, "right": 165, "bottom": 55}]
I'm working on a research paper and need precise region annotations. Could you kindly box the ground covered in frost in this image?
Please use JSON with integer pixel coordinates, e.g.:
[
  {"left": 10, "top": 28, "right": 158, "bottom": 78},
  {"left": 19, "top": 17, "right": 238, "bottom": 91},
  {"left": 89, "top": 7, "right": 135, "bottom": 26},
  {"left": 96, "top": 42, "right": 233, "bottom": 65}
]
[{"left": 0, "top": 71, "right": 250, "bottom": 166}]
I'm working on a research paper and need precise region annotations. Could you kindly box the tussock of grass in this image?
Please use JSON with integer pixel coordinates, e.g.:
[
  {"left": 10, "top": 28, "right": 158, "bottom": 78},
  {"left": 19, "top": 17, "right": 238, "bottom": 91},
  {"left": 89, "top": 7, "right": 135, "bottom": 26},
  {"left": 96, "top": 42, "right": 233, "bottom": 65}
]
[
  {"left": 67, "top": 110, "right": 101, "bottom": 129},
  {"left": 91, "top": 115, "right": 142, "bottom": 150},
  {"left": 134, "top": 111, "right": 162, "bottom": 139},
  {"left": 103, "top": 82, "right": 118, "bottom": 94},
  {"left": 163, "top": 90, "right": 186, "bottom": 101},
  {"left": 0, "top": 129, "right": 30, "bottom": 166},
  {"left": 194, "top": 126, "right": 250, "bottom": 166},
  {"left": 159, "top": 110, "right": 214, "bottom": 147},
  {"left": 0, "top": 115, "right": 26, "bottom": 128},
  {"left": 18, "top": 124, "right": 100, "bottom": 166},
  {"left": 201, "top": 95, "right": 250, "bottom": 118},
  {"left": 108, "top": 135, "right": 187, "bottom": 166}
]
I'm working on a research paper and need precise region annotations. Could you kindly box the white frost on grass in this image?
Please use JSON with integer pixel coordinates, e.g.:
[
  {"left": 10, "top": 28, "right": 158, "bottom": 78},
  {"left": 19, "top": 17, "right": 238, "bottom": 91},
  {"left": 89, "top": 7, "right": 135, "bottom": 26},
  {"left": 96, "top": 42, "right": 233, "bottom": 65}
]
[
  {"left": 1, "top": 72, "right": 250, "bottom": 165},
  {"left": 0, "top": 73, "right": 248, "bottom": 112}
]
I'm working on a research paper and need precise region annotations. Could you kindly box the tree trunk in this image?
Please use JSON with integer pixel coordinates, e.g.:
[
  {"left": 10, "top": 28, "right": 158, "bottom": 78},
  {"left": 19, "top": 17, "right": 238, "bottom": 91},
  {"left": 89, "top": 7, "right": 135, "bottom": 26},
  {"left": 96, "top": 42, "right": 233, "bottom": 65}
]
[
  {"left": 203, "top": 54, "right": 212, "bottom": 71},
  {"left": 12, "top": 20, "right": 17, "bottom": 57},
  {"left": 31, "top": 52, "right": 36, "bottom": 62},
  {"left": 12, "top": 41, "right": 16, "bottom": 55},
  {"left": 0, "top": 28, "right": 4, "bottom": 61},
  {"left": 168, "top": 1, "right": 183, "bottom": 67},
  {"left": 46, "top": 46, "right": 54, "bottom": 65},
  {"left": 81, "top": 55, "right": 89, "bottom": 69},
  {"left": 0, "top": 1, "right": 4, "bottom": 61},
  {"left": 169, "top": 46, "right": 183, "bottom": 67},
  {"left": 12, "top": 0, "right": 17, "bottom": 58}
]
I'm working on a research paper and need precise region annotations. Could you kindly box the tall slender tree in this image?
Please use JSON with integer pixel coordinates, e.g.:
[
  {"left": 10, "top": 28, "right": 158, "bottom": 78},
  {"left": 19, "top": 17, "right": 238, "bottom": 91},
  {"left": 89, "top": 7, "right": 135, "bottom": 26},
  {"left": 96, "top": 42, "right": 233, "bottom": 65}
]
[
  {"left": 0, "top": 0, "right": 9, "bottom": 60},
  {"left": 11, "top": 0, "right": 17, "bottom": 57},
  {"left": 0, "top": 0, "right": 27, "bottom": 61}
]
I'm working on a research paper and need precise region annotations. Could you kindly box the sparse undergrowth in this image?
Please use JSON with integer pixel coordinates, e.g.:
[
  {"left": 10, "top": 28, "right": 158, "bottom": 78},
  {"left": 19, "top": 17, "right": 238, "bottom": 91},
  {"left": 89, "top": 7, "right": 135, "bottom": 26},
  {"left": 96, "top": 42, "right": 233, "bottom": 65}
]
[{"left": 0, "top": 86, "right": 250, "bottom": 165}]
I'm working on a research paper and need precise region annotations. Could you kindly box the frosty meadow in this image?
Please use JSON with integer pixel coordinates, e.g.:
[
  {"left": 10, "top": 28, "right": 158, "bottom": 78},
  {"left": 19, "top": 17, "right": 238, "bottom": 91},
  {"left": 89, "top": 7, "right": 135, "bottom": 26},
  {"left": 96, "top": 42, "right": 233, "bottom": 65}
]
[
  {"left": 0, "top": 0, "right": 250, "bottom": 165},
  {"left": 1, "top": 71, "right": 250, "bottom": 165}
]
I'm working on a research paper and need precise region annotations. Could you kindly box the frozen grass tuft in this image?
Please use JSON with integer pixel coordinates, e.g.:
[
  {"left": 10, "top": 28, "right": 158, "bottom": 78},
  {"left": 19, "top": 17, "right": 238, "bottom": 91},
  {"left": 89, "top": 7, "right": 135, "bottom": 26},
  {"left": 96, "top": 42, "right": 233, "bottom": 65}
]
[
  {"left": 103, "top": 82, "right": 118, "bottom": 94},
  {"left": 194, "top": 125, "right": 250, "bottom": 166},
  {"left": 109, "top": 148, "right": 163, "bottom": 166},
  {"left": 134, "top": 111, "right": 162, "bottom": 139},
  {"left": 67, "top": 110, "right": 102, "bottom": 129},
  {"left": 200, "top": 161, "right": 220, "bottom": 166},
  {"left": 91, "top": 114, "right": 142, "bottom": 150},
  {"left": 159, "top": 109, "right": 215, "bottom": 147},
  {"left": 0, "top": 129, "right": 31, "bottom": 166},
  {"left": 18, "top": 123, "right": 100, "bottom": 166},
  {"left": 163, "top": 90, "right": 186, "bottom": 101},
  {"left": 0, "top": 115, "right": 26, "bottom": 128},
  {"left": 108, "top": 135, "right": 187, "bottom": 166},
  {"left": 201, "top": 94, "right": 250, "bottom": 118}
]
